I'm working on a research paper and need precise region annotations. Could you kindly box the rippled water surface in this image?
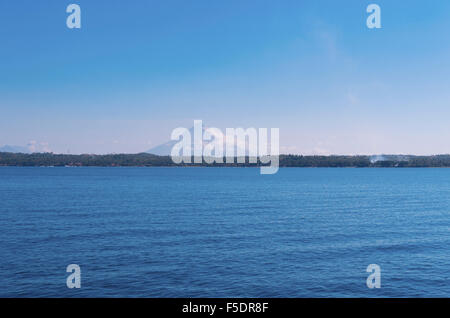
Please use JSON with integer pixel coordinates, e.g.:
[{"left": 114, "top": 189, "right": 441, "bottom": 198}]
[{"left": 0, "top": 167, "right": 449, "bottom": 297}]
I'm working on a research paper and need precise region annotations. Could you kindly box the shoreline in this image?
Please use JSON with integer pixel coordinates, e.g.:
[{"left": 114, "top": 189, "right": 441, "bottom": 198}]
[{"left": 2, "top": 153, "right": 450, "bottom": 168}]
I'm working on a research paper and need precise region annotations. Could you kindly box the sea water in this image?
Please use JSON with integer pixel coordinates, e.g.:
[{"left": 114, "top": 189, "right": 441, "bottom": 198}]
[{"left": 0, "top": 167, "right": 449, "bottom": 297}]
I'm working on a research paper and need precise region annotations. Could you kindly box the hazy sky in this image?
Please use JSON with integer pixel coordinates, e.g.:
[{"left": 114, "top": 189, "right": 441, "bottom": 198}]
[{"left": 1, "top": 0, "right": 450, "bottom": 154}]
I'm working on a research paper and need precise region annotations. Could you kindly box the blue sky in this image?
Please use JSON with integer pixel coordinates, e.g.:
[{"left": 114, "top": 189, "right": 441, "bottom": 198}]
[{"left": 1, "top": 0, "right": 450, "bottom": 154}]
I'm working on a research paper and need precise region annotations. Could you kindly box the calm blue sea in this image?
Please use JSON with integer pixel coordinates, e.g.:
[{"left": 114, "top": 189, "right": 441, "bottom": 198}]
[{"left": 0, "top": 167, "right": 449, "bottom": 297}]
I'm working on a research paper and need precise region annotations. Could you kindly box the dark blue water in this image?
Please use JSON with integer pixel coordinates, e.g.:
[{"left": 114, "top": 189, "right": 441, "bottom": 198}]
[{"left": 0, "top": 167, "right": 449, "bottom": 297}]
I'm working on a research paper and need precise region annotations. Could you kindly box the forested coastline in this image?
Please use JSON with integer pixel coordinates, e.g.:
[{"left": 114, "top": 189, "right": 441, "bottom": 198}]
[{"left": 2, "top": 152, "right": 450, "bottom": 167}]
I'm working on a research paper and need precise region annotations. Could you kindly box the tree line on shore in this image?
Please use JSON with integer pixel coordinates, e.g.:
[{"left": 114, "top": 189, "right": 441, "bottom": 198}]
[{"left": 2, "top": 152, "right": 450, "bottom": 167}]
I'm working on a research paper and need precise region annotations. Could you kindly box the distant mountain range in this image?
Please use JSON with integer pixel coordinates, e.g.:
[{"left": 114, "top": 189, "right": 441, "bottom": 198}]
[
  {"left": 0, "top": 142, "right": 52, "bottom": 154},
  {"left": 146, "top": 140, "right": 178, "bottom": 156},
  {"left": 147, "top": 126, "right": 254, "bottom": 156},
  {"left": 0, "top": 145, "right": 31, "bottom": 153}
]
